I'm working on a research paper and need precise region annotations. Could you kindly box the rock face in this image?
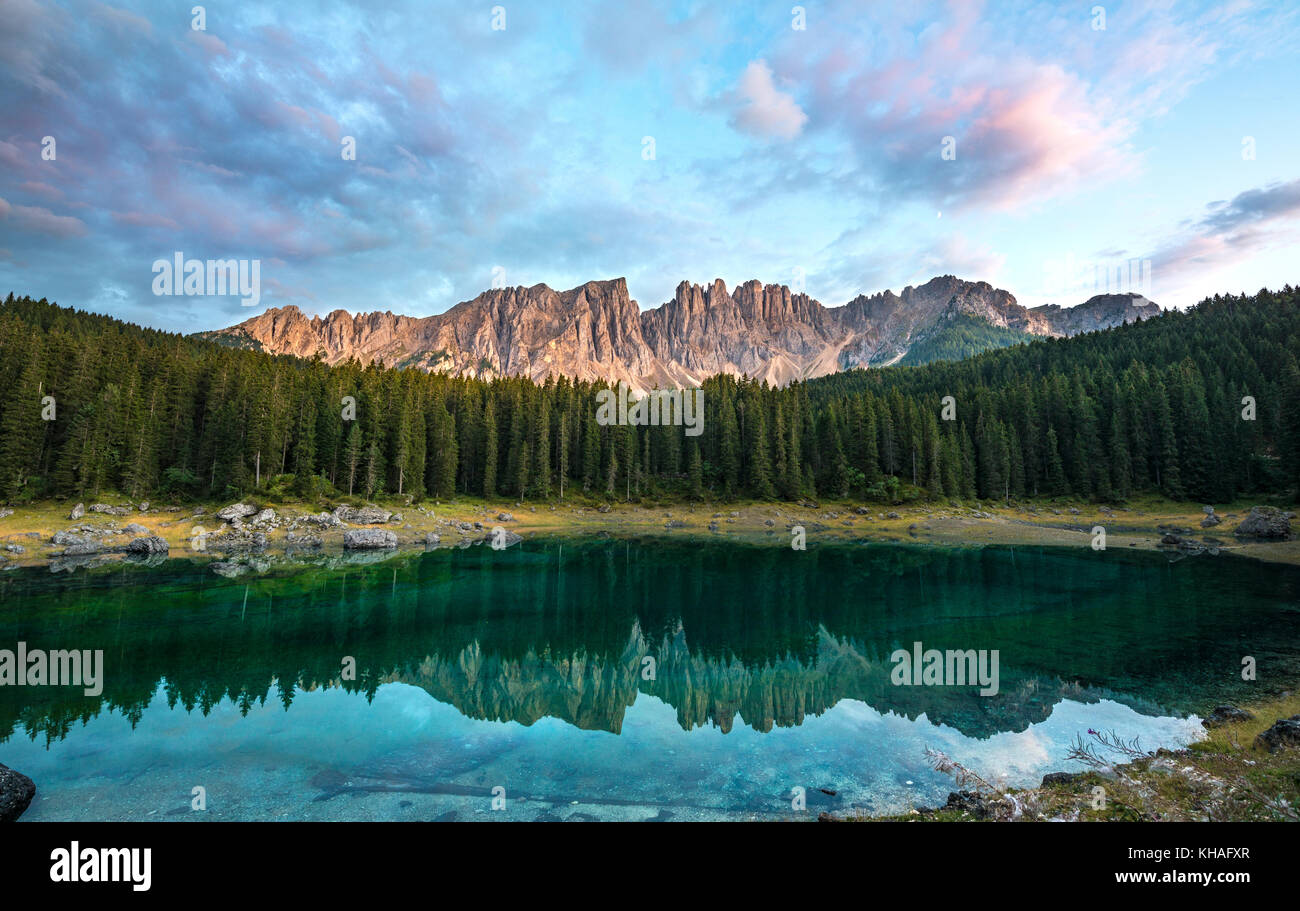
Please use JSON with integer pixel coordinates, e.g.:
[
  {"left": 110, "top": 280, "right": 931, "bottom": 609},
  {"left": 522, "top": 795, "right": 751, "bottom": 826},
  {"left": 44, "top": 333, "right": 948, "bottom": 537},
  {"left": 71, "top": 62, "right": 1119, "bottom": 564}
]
[
  {"left": 0, "top": 763, "right": 36, "bottom": 822},
  {"left": 1234, "top": 506, "right": 1293, "bottom": 540},
  {"left": 343, "top": 529, "right": 397, "bottom": 550},
  {"left": 203, "top": 275, "right": 1162, "bottom": 390}
]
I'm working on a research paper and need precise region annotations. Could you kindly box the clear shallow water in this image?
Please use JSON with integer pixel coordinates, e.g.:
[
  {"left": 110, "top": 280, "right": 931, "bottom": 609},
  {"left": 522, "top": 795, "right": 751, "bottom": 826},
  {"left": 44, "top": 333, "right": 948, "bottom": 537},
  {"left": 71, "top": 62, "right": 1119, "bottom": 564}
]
[{"left": 2, "top": 538, "right": 1298, "bottom": 821}]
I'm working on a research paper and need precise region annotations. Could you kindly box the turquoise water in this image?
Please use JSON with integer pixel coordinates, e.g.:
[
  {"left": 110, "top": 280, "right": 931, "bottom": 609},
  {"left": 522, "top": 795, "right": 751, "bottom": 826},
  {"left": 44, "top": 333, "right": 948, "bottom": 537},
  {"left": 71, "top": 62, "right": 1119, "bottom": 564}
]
[{"left": 2, "top": 538, "right": 1298, "bottom": 821}]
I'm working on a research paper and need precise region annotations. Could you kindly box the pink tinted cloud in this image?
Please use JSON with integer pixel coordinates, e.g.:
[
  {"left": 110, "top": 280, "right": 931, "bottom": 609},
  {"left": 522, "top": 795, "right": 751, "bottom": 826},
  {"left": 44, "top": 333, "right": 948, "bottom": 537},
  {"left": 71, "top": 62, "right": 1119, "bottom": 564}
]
[
  {"left": 729, "top": 60, "right": 808, "bottom": 141},
  {"left": 0, "top": 196, "right": 89, "bottom": 237},
  {"left": 112, "top": 210, "right": 181, "bottom": 230}
]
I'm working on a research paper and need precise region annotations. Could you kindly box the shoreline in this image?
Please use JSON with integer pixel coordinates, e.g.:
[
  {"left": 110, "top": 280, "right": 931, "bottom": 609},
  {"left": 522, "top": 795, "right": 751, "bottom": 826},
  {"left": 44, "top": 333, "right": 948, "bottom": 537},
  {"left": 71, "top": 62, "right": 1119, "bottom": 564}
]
[
  {"left": 855, "top": 689, "right": 1300, "bottom": 823},
  {"left": 1, "top": 496, "right": 1296, "bottom": 571}
]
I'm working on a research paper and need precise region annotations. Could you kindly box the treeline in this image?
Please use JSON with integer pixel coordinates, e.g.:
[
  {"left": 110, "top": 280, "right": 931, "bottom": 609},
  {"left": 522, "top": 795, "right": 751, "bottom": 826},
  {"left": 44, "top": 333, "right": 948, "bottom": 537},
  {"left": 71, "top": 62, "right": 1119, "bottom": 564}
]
[{"left": 0, "top": 287, "right": 1298, "bottom": 506}]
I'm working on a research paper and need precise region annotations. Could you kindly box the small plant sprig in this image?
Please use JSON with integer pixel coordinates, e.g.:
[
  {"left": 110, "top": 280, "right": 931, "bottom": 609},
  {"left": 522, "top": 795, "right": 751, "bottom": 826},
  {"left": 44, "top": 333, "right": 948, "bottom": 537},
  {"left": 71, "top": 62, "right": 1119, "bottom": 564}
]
[{"left": 923, "top": 747, "right": 1030, "bottom": 820}]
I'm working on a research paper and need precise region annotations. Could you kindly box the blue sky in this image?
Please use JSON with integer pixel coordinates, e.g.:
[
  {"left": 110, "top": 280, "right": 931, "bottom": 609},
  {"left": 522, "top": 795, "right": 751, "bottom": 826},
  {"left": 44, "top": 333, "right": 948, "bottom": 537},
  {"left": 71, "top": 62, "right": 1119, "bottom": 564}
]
[{"left": 1, "top": 0, "right": 1298, "bottom": 333}]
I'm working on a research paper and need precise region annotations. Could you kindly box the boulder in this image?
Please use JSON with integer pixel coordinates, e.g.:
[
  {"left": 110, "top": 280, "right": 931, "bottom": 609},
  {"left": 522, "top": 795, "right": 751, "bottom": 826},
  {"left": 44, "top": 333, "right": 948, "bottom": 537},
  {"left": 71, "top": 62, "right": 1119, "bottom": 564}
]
[
  {"left": 68, "top": 503, "right": 85, "bottom": 520},
  {"left": 497, "top": 512, "right": 514, "bottom": 522},
  {"left": 250, "top": 508, "right": 276, "bottom": 525},
  {"left": 123, "top": 523, "right": 148, "bottom": 535},
  {"left": 126, "top": 535, "right": 169, "bottom": 556},
  {"left": 484, "top": 528, "right": 522, "bottom": 548},
  {"left": 216, "top": 503, "right": 257, "bottom": 522},
  {"left": 1234, "top": 506, "right": 1292, "bottom": 540},
  {"left": 1040, "top": 771, "right": 1087, "bottom": 787},
  {"left": 1254, "top": 715, "right": 1300, "bottom": 752},
  {"left": 89, "top": 503, "right": 129, "bottom": 516},
  {"left": 1201, "top": 705, "right": 1254, "bottom": 728},
  {"left": 343, "top": 528, "right": 397, "bottom": 550},
  {"left": 3, "top": 544, "right": 24, "bottom": 554},
  {"left": 333, "top": 505, "right": 391, "bottom": 525},
  {"left": 0, "top": 763, "right": 36, "bottom": 822},
  {"left": 424, "top": 532, "right": 441, "bottom": 546}
]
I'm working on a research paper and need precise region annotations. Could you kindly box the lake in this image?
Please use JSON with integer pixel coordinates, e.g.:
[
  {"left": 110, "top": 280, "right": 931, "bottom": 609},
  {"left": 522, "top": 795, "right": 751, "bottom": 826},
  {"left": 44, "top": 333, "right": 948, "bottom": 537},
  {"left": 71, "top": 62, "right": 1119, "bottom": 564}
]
[{"left": 2, "top": 537, "right": 1298, "bottom": 821}]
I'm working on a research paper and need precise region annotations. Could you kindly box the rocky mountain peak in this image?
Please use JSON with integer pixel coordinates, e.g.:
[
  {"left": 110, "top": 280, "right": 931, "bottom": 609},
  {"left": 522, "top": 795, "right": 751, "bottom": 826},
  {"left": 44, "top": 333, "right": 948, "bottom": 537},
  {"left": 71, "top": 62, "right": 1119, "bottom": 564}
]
[{"left": 201, "top": 274, "right": 1164, "bottom": 389}]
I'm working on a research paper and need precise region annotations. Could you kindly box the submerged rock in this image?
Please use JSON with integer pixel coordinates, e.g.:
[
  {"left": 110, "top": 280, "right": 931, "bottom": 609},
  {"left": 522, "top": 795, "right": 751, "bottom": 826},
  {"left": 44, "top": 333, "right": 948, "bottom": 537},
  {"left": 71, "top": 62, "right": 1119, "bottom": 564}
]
[{"left": 0, "top": 763, "right": 36, "bottom": 822}]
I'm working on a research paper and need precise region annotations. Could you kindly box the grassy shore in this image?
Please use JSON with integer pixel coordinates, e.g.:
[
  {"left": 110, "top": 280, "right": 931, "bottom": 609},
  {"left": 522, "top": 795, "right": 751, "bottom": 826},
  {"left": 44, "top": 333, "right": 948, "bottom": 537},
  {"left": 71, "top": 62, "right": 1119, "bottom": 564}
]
[
  {"left": 857, "top": 689, "right": 1300, "bottom": 822},
  {"left": 1, "top": 492, "right": 1296, "bottom": 567}
]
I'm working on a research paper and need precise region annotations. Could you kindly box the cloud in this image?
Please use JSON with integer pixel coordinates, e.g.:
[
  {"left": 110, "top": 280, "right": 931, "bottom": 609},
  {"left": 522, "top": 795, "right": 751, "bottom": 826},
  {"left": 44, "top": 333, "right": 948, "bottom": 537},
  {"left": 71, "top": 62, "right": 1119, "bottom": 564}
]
[
  {"left": 729, "top": 60, "right": 808, "bottom": 141},
  {"left": 1147, "top": 179, "right": 1300, "bottom": 303},
  {"left": 0, "top": 197, "right": 89, "bottom": 237}
]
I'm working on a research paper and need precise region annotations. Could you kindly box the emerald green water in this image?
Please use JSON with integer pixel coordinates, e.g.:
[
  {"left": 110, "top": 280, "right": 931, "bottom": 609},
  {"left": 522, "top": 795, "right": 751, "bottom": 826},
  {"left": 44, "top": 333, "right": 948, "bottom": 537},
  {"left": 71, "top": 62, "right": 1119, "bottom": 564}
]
[{"left": 2, "top": 538, "right": 1298, "bottom": 820}]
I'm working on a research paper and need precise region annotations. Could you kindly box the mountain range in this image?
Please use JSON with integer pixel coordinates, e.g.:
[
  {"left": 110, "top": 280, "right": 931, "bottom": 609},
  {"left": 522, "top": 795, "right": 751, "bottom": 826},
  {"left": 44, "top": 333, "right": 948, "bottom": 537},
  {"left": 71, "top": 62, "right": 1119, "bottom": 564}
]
[{"left": 200, "top": 275, "right": 1161, "bottom": 389}]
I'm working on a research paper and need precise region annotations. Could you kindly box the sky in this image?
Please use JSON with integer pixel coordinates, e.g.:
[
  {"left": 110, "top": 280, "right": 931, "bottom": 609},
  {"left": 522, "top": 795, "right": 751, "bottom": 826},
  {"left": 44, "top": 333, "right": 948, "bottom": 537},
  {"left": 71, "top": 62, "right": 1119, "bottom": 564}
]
[{"left": 1, "top": 0, "right": 1298, "bottom": 334}]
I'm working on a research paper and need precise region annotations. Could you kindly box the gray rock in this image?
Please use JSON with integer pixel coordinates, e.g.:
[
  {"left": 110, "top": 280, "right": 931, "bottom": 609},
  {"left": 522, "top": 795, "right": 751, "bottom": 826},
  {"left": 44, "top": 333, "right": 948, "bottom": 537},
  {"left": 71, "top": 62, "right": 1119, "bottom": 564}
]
[
  {"left": 424, "top": 532, "right": 441, "bottom": 546},
  {"left": 216, "top": 503, "right": 257, "bottom": 522},
  {"left": 1040, "top": 771, "right": 1088, "bottom": 787},
  {"left": 1254, "top": 715, "right": 1300, "bottom": 752},
  {"left": 127, "top": 535, "right": 168, "bottom": 555},
  {"left": 1201, "top": 705, "right": 1254, "bottom": 729},
  {"left": 250, "top": 508, "right": 276, "bottom": 525},
  {"left": 68, "top": 503, "right": 85, "bottom": 520},
  {"left": 211, "top": 562, "right": 247, "bottom": 578},
  {"left": 333, "top": 505, "right": 391, "bottom": 525},
  {"left": 483, "top": 528, "right": 522, "bottom": 548},
  {"left": 301, "top": 511, "right": 343, "bottom": 528},
  {"left": 1200, "top": 514, "right": 1222, "bottom": 528},
  {"left": 3, "top": 544, "right": 23, "bottom": 554},
  {"left": 1234, "top": 506, "right": 1292, "bottom": 540},
  {"left": 497, "top": 512, "right": 514, "bottom": 522},
  {"left": 0, "top": 763, "right": 36, "bottom": 822},
  {"left": 343, "top": 528, "right": 398, "bottom": 550},
  {"left": 123, "top": 523, "right": 148, "bottom": 535}
]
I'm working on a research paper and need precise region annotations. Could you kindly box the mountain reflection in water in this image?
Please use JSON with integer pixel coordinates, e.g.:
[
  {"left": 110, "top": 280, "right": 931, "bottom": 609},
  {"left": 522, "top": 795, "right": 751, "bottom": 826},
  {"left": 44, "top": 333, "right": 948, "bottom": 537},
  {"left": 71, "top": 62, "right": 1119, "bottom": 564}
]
[{"left": 4, "top": 536, "right": 1298, "bottom": 748}]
